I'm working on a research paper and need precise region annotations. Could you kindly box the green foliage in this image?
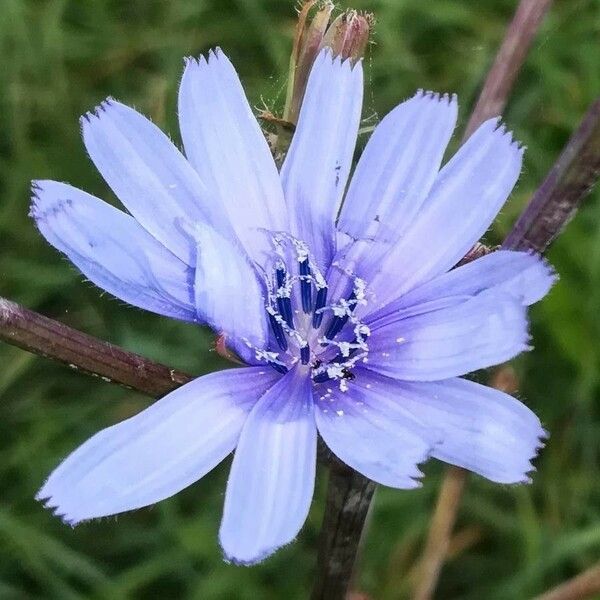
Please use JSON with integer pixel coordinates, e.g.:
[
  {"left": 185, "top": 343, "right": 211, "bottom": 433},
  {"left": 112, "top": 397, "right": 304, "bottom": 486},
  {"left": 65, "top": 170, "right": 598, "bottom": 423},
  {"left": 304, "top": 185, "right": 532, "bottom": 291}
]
[{"left": 1, "top": 0, "right": 599, "bottom": 597}]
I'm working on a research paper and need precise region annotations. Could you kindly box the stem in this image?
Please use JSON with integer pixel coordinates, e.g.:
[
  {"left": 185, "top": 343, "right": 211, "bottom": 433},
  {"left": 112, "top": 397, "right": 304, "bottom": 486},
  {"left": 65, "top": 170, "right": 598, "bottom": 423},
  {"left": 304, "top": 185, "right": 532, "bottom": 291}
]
[
  {"left": 413, "top": 467, "right": 468, "bottom": 600},
  {"left": 0, "top": 297, "right": 191, "bottom": 397},
  {"left": 311, "top": 459, "right": 376, "bottom": 600},
  {"left": 463, "top": 0, "right": 553, "bottom": 140},
  {"left": 503, "top": 97, "right": 600, "bottom": 252},
  {"left": 534, "top": 562, "right": 600, "bottom": 600}
]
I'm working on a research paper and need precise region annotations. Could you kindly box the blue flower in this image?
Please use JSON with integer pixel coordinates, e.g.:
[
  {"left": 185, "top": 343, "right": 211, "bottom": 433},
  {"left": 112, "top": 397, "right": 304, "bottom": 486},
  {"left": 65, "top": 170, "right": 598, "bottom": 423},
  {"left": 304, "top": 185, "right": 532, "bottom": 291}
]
[{"left": 32, "top": 49, "right": 554, "bottom": 564}]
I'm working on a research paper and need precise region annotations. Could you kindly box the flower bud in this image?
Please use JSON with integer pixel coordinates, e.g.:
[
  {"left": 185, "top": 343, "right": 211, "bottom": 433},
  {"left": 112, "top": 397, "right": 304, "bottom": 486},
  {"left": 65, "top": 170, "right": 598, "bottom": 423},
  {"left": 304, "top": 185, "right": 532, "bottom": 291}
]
[
  {"left": 320, "top": 9, "right": 372, "bottom": 64},
  {"left": 284, "top": 3, "right": 372, "bottom": 124}
]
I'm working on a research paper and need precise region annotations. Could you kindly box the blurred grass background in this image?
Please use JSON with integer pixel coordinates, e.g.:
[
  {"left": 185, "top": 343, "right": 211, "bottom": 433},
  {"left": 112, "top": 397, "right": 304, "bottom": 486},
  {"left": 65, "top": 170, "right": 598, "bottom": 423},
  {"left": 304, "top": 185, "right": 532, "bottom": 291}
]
[{"left": 0, "top": 0, "right": 599, "bottom": 598}]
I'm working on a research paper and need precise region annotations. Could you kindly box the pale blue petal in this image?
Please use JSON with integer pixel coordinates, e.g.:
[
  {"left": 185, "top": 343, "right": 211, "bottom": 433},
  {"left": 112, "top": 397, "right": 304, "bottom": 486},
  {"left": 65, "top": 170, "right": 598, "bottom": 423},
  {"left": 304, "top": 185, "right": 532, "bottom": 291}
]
[
  {"left": 314, "top": 374, "right": 434, "bottom": 488},
  {"left": 369, "top": 374, "right": 546, "bottom": 483},
  {"left": 281, "top": 50, "right": 363, "bottom": 269},
  {"left": 219, "top": 368, "right": 316, "bottom": 565},
  {"left": 31, "top": 180, "right": 197, "bottom": 321},
  {"left": 193, "top": 223, "right": 269, "bottom": 348},
  {"left": 37, "top": 368, "right": 280, "bottom": 524},
  {"left": 338, "top": 91, "right": 457, "bottom": 244},
  {"left": 367, "top": 250, "right": 556, "bottom": 324},
  {"left": 81, "top": 99, "right": 231, "bottom": 264},
  {"left": 179, "top": 50, "right": 287, "bottom": 263},
  {"left": 367, "top": 291, "right": 529, "bottom": 381},
  {"left": 364, "top": 118, "right": 524, "bottom": 310}
]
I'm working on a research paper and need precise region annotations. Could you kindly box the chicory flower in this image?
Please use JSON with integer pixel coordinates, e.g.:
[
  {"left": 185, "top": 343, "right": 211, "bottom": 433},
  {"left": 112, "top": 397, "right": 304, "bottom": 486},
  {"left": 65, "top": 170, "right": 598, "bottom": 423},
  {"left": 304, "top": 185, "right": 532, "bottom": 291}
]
[{"left": 32, "top": 48, "right": 554, "bottom": 564}]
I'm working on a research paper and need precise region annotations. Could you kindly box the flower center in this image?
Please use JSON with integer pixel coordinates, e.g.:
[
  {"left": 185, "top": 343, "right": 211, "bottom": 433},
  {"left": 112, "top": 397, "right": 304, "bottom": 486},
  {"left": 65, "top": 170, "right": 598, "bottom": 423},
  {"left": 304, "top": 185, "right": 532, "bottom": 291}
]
[{"left": 254, "top": 234, "right": 370, "bottom": 390}]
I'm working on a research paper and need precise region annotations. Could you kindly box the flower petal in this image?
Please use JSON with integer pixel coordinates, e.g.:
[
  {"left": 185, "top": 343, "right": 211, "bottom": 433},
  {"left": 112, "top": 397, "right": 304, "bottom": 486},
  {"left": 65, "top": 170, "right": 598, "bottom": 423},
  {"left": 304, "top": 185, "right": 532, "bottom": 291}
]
[
  {"left": 367, "top": 250, "right": 556, "bottom": 324},
  {"left": 219, "top": 368, "right": 316, "bottom": 565},
  {"left": 30, "top": 180, "right": 197, "bottom": 321},
  {"left": 281, "top": 49, "right": 363, "bottom": 269},
  {"left": 193, "top": 223, "right": 269, "bottom": 348},
  {"left": 367, "top": 291, "right": 529, "bottom": 381},
  {"left": 364, "top": 118, "right": 524, "bottom": 310},
  {"left": 178, "top": 50, "right": 287, "bottom": 263},
  {"left": 81, "top": 99, "right": 231, "bottom": 264},
  {"left": 37, "top": 368, "right": 280, "bottom": 524},
  {"left": 372, "top": 375, "right": 545, "bottom": 483},
  {"left": 314, "top": 373, "right": 434, "bottom": 488},
  {"left": 337, "top": 91, "right": 457, "bottom": 244}
]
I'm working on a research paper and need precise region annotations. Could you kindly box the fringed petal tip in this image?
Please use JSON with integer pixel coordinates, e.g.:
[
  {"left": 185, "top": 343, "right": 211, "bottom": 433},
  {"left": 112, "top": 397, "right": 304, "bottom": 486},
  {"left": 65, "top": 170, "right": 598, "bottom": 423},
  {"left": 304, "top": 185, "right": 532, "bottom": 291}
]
[
  {"left": 29, "top": 183, "right": 78, "bottom": 244},
  {"left": 504, "top": 419, "right": 547, "bottom": 486},
  {"left": 514, "top": 425, "right": 548, "bottom": 484},
  {"left": 183, "top": 47, "right": 229, "bottom": 70},
  {"left": 35, "top": 490, "right": 81, "bottom": 527},
  {"left": 29, "top": 180, "right": 43, "bottom": 219},
  {"left": 30, "top": 179, "right": 43, "bottom": 196},
  {"left": 79, "top": 96, "right": 119, "bottom": 126},
  {"left": 522, "top": 327, "right": 534, "bottom": 352},
  {"left": 413, "top": 89, "right": 458, "bottom": 107},
  {"left": 523, "top": 341, "right": 535, "bottom": 353},
  {"left": 534, "top": 253, "right": 559, "bottom": 293},
  {"left": 29, "top": 180, "right": 70, "bottom": 222},
  {"left": 383, "top": 444, "right": 431, "bottom": 489},
  {"left": 532, "top": 427, "right": 548, "bottom": 453},
  {"left": 482, "top": 116, "right": 525, "bottom": 154},
  {"left": 29, "top": 179, "right": 51, "bottom": 217},
  {"left": 182, "top": 53, "right": 208, "bottom": 69},
  {"left": 400, "top": 468, "right": 426, "bottom": 490},
  {"left": 517, "top": 466, "right": 538, "bottom": 486}
]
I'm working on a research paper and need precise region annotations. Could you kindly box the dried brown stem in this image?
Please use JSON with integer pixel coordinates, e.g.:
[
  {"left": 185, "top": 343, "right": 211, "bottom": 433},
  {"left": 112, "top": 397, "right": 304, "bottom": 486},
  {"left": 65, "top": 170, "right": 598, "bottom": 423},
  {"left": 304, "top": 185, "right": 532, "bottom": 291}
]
[
  {"left": 463, "top": 0, "right": 553, "bottom": 140},
  {"left": 534, "top": 562, "right": 600, "bottom": 600},
  {"left": 0, "top": 297, "right": 191, "bottom": 397},
  {"left": 413, "top": 467, "right": 468, "bottom": 600}
]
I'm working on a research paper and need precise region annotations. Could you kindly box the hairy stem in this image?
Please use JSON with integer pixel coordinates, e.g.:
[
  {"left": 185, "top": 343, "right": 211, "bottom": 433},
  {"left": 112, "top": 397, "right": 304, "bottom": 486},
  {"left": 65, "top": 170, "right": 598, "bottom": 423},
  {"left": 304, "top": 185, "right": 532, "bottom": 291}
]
[
  {"left": 0, "top": 297, "right": 191, "bottom": 396},
  {"left": 503, "top": 97, "right": 600, "bottom": 252}
]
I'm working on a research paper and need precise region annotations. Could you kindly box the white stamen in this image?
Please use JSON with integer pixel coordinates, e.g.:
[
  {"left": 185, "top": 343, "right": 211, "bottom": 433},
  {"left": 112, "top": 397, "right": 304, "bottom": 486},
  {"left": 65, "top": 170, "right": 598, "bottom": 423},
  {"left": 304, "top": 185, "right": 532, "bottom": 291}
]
[
  {"left": 326, "top": 364, "right": 346, "bottom": 379},
  {"left": 353, "top": 277, "right": 367, "bottom": 303},
  {"left": 254, "top": 349, "right": 286, "bottom": 366}
]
